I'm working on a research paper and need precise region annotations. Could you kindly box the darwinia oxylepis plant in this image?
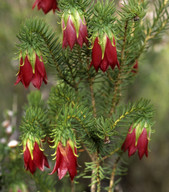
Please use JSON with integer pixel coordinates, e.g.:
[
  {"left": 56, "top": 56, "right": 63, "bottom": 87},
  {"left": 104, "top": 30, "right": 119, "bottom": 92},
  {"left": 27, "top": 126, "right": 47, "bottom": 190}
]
[{"left": 13, "top": 0, "right": 169, "bottom": 191}]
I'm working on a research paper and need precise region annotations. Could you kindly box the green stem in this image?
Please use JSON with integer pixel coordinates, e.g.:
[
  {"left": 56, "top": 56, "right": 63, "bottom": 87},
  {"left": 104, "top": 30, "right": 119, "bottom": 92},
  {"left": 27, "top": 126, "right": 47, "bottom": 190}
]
[
  {"left": 101, "top": 148, "right": 120, "bottom": 162},
  {"left": 89, "top": 78, "right": 97, "bottom": 118},
  {"left": 109, "top": 20, "right": 129, "bottom": 116},
  {"left": 66, "top": 58, "right": 78, "bottom": 91},
  {"left": 112, "top": 107, "right": 135, "bottom": 129}
]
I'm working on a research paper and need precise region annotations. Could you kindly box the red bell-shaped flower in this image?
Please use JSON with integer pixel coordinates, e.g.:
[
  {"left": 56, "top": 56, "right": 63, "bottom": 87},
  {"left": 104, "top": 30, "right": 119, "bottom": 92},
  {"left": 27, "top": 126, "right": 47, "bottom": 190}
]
[
  {"left": 62, "top": 10, "right": 88, "bottom": 49},
  {"left": 50, "top": 141, "right": 77, "bottom": 180},
  {"left": 15, "top": 54, "right": 47, "bottom": 89},
  {"left": 23, "top": 141, "right": 50, "bottom": 174},
  {"left": 122, "top": 126, "right": 149, "bottom": 159},
  {"left": 90, "top": 35, "right": 119, "bottom": 72},
  {"left": 32, "top": 0, "right": 59, "bottom": 14}
]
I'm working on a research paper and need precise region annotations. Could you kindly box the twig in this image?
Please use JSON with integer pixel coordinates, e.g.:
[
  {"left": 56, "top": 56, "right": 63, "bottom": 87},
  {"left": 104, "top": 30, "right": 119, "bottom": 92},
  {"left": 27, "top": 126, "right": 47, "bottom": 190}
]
[
  {"left": 101, "top": 148, "right": 120, "bottom": 162},
  {"left": 91, "top": 152, "right": 101, "bottom": 192},
  {"left": 91, "top": 168, "right": 97, "bottom": 192},
  {"left": 67, "top": 59, "right": 78, "bottom": 91},
  {"left": 109, "top": 20, "right": 129, "bottom": 116},
  {"left": 89, "top": 78, "right": 97, "bottom": 117},
  {"left": 82, "top": 143, "right": 97, "bottom": 192},
  {"left": 91, "top": 155, "right": 97, "bottom": 192},
  {"left": 108, "top": 156, "right": 121, "bottom": 192},
  {"left": 82, "top": 144, "right": 95, "bottom": 161},
  {"left": 109, "top": 75, "right": 122, "bottom": 116},
  {"left": 96, "top": 151, "right": 101, "bottom": 192},
  {"left": 71, "top": 180, "right": 75, "bottom": 192},
  {"left": 96, "top": 161, "right": 101, "bottom": 192},
  {"left": 120, "top": 21, "right": 128, "bottom": 65}
]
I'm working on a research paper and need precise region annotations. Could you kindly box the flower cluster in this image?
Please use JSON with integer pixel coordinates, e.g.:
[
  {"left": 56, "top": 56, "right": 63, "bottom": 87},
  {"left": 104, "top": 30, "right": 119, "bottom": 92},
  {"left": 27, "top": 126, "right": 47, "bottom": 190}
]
[
  {"left": 23, "top": 138, "right": 77, "bottom": 180},
  {"left": 122, "top": 124, "right": 150, "bottom": 159},
  {"left": 16, "top": 0, "right": 149, "bottom": 185},
  {"left": 15, "top": 2, "right": 123, "bottom": 90}
]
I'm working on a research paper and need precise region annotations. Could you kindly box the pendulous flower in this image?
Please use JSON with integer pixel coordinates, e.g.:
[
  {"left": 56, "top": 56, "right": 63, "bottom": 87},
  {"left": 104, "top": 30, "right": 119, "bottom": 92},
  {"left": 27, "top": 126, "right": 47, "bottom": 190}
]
[
  {"left": 122, "top": 125, "right": 150, "bottom": 159},
  {"left": 62, "top": 10, "right": 88, "bottom": 49},
  {"left": 15, "top": 54, "right": 47, "bottom": 89},
  {"left": 32, "top": 0, "right": 59, "bottom": 14},
  {"left": 23, "top": 141, "right": 50, "bottom": 174},
  {"left": 50, "top": 141, "right": 77, "bottom": 180},
  {"left": 90, "top": 35, "right": 119, "bottom": 72}
]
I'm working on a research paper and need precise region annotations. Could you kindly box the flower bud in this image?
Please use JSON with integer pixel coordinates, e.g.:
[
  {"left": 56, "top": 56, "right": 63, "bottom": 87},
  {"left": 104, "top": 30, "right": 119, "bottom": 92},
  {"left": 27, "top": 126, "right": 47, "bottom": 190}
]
[
  {"left": 7, "top": 110, "right": 13, "bottom": 117},
  {"left": 8, "top": 140, "right": 19, "bottom": 148},
  {"left": 132, "top": 60, "right": 138, "bottom": 73},
  {"left": 0, "top": 138, "right": 7, "bottom": 144},
  {"left": 6, "top": 125, "right": 12, "bottom": 134},
  {"left": 2, "top": 120, "right": 10, "bottom": 128}
]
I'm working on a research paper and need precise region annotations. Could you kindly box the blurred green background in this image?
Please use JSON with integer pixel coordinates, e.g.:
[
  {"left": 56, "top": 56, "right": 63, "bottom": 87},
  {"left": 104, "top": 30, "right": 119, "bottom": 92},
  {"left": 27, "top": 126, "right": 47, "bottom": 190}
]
[{"left": 0, "top": 0, "right": 169, "bottom": 192}]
